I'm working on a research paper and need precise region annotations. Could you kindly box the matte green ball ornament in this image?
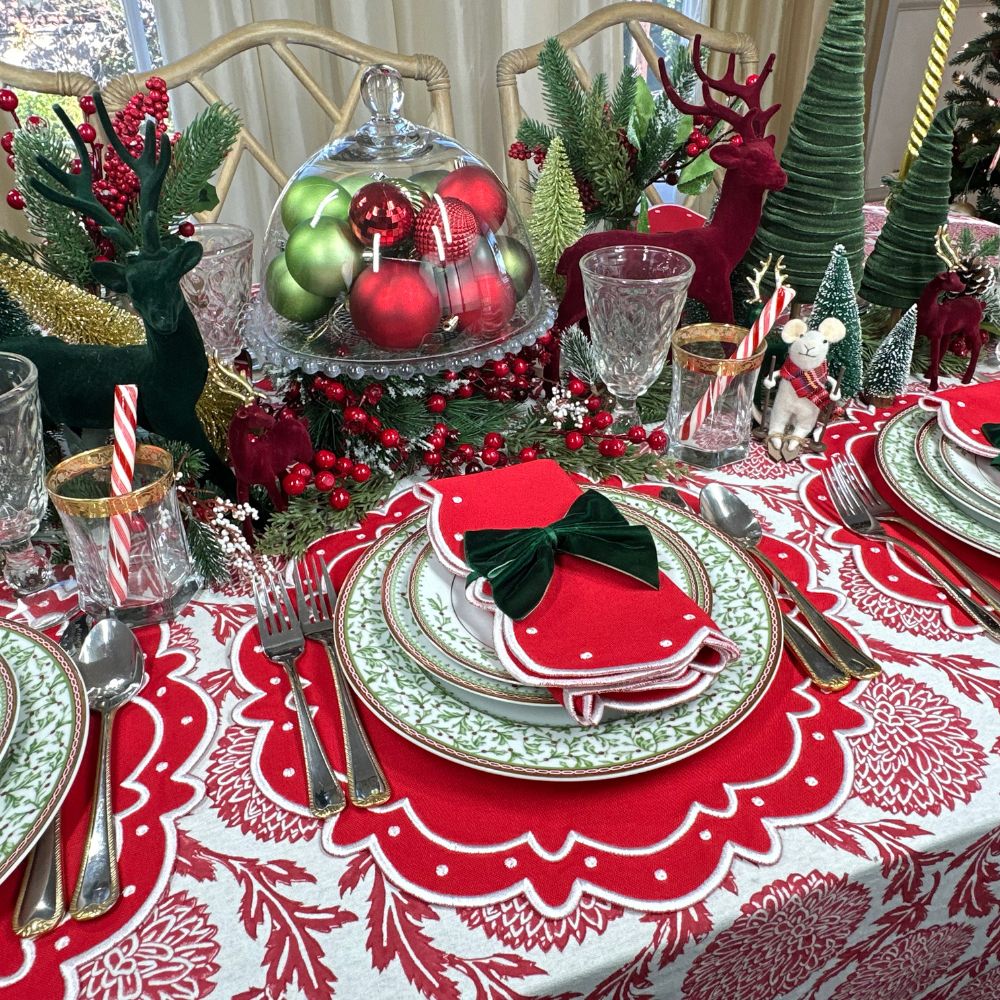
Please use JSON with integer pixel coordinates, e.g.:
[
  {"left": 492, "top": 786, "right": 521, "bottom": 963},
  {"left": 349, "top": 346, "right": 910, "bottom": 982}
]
[
  {"left": 280, "top": 176, "right": 351, "bottom": 231},
  {"left": 285, "top": 218, "right": 364, "bottom": 298},
  {"left": 410, "top": 169, "right": 450, "bottom": 195},
  {"left": 496, "top": 236, "right": 535, "bottom": 301},
  {"left": 265, "top": 253, "right": 332, "bottom": 323},
  {"left": 339, "top": 173, "right": 375, "bottom": 197}
]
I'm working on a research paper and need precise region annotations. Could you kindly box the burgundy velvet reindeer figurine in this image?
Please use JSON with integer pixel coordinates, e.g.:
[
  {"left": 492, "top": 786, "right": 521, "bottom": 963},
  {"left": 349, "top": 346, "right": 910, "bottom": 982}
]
[
  {"left": 917, "top": 230, "right": 988, "bottom": 391},
  {"left": 556, "top": 36, "right": 786, "bottom": 328}
]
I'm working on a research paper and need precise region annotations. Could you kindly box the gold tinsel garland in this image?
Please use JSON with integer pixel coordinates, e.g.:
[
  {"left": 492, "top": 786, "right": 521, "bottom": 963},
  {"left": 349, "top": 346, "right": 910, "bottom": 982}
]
[{"left": 0, "top": 252, "right": 145, "bottom": 346}]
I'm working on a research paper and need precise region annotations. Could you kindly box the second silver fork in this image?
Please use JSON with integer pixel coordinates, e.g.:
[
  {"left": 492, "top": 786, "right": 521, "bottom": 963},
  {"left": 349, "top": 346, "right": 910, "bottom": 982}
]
[{"left": 293, "top": 556, "right": 391, "bottom": 808}]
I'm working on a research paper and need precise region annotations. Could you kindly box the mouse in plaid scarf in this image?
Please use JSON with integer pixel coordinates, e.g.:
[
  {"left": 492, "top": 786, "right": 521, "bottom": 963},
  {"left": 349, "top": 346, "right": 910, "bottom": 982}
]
[{"left": 763, "top": 316, "right": 846, "bottom": 461}]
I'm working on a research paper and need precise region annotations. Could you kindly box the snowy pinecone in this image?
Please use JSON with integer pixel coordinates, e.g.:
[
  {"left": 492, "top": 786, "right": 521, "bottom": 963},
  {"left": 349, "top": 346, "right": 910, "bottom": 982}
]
[{"left": 955, "top": 256, "right": 995, "bottom": 299}]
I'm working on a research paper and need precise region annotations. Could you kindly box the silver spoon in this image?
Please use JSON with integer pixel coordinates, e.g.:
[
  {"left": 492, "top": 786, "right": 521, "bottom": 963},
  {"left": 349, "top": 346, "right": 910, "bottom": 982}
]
[
  {"left": 13, "top": 613, "right": 92, "bottom": 937},
  {"left": 69, "top": 618, "right": 144, "bottom": 920},
  {"left": 699, "top": 483, "right": 880, "bottom": 689}
]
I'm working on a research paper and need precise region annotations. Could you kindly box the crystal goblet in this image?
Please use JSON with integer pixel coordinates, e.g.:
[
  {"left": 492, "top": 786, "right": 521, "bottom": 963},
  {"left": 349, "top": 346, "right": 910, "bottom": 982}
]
[
  {"left": 579, "top": 246, "right": 694, "bottom": 432},
  {"left": 0, "top": 352, "right": 54, "bottom": 593}
]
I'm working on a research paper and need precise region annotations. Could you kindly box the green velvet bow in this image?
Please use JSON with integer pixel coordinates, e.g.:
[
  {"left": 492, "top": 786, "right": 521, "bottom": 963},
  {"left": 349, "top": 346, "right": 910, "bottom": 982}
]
[{"left": 464, "top": 490, "right": 660, "bottom": 620}]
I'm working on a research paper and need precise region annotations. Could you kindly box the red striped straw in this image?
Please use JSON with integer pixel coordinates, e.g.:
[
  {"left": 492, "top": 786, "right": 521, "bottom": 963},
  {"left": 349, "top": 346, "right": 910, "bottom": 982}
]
[
  {"left": 108, "top": 384, "right": 138, "bottom": 606},
  {"left": 679, "top": 284, "right": 795, "bottom": 440}
]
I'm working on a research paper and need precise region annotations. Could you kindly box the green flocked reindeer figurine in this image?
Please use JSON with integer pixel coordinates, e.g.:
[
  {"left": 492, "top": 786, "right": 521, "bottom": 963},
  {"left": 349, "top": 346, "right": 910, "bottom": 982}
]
[{"left": 0, "top": 94, "right": 234, "bottom": 492}]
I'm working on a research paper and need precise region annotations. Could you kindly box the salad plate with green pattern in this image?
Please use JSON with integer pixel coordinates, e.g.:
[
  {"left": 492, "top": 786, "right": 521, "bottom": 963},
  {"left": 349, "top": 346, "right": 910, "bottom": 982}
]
[
  {"left": 877, "top": 407, "right": 1000, "bottom": 557},
  {"left": 0, "top": 654, "right": 18, "bottom": 770},
  {"left": 334, "top": 497, "right": 782, "bottom": 781},
  {"left": 0, "top": 619, "right": 88, "bottom": 886}
]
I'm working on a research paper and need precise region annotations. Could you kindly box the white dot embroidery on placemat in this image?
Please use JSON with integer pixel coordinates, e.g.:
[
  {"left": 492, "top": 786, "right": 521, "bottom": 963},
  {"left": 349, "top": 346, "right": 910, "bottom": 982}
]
[
  {"left": 155, "top": 762, "right": 168, "bottom": 773},
  {"left": 388, "top": 825, "right": 401, "bottom": 837},
  {"left": 584, "top": 856, "right": 597, "bottom": 868},
  {"left": 181, "top": 715, "right": 193, "bottom": 726},
  {"left": 812, "top": 732, "right": 825, "bottom": 741},
  {"left": 436, "top": 865, "right": 449, "bottom": 877},
  {"left": 751, "top": 796, "right": 764, "bottom": 806},
  {"left": 887, "top": 575, "right": 899, "bottom": 583},
  {"left": 282, "top": 721, "right": 293, "bottom": 732},
  {"left": 505, "top": 857, "right": 517, "bottom": 869},
  {"left": 452, "top": 496, "right": 463, "bottom": 503},
  {"left": 136, "top": 824, "right": 148, "bottom": 837},
  {"left": 805, "top": 776, "right": 818, "bottom": 787},
  {"left": 699, "top": 830, "right": 712, "bottom": 841},
  {"left": 156, "top": 686, "right": 167, "bottom": 697},
  {"left": 122, "top": 885, "right": 136, "bottom": 898},
  {"left": 282, "top": 767, "right": 295, "bottom": 778},
  {"left": 654, "top": 869, "right": 667, "bottom": 882},
  {"left": 579, "top": 652, "right": 593, "bottom": 660},
  {"left": 55, "top": 937, "right": 70, "bottom": 951},
  {"left": 269, "top": 676, "right": 281, "bottom": 686},
  {"left": 454, "top": 533, "right": 463, "bottom": 541},
  {"left": 526, "top": 627, "right": 538, "bottom": 635},
  {"left": 659, "top": 639, "right": 672, "bottom": 648},
  {"left": 683, "top": 613, "right": 695, "bottom": 621}
]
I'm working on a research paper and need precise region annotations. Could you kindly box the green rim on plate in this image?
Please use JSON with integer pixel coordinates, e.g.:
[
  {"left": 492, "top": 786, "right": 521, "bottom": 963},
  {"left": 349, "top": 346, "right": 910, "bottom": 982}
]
[
  {"left": 877, "top": 407, "right": 1000, "bottom": 557},
  {"left": 334, "top": 498, "right": 782, "bottom": 782},
  {"left": 0, "top": 654, "right": 18, "bottom": 771},
  {"left": 0, "top": 619, "right": 88, "bottom": 886},
  {"left": 401, "top": 487, "right": 712, "bottom": 692}
]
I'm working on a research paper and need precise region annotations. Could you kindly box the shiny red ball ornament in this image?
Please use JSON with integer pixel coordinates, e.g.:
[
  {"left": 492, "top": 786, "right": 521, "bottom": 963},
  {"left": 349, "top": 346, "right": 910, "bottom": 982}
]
[
  {"left": 455, "top": 383, "right": 474, "bottom": 399},
  {"left": 349, "top": 182, "right": 414, "bottom": 247},
  {"left": 282, "top": 473, "right": 306, "bottom": 496},
  {"left": 313, "top": 449, "right": 336, "bottom": 470},
  {"left": 325, "top": 380, "right": 346, "bottom": 403},
  {"left": 586, "top": 395, "right": 602, "bottom": 413},
  {"left": 349, "top": 260, "right": 441, "bottom": 351},
  {"left": 414, "top": 196, "right": 479, "bottom": 263},
  {"left": 647, "top": 428, "right": 668, "bottom": 451},
  {"left": 581, "top": 416, "right": 594, "bottom": 434},
  {"left": 453, "top": 267, "right": 516, "bottom": 337},
  {"left": 457, "top": 443, "right": 475, "bottom": 461},
  {"left": 343, "top": 407, "right": 366, "bottom": 427},
  {"left": 492, "top": 360, "right": 510, "bottom": 377},
  {"left": 0, "top": 90, "right": 18, "bottom": 113},
  {"left": 480, "top": 447, "right": 500, "bottom": 466},
  {"left": 329, "top": 488, "right": 351, "bottom": 510},
  {"left": 483, "top": 432, "right": 504, "bottom": 449},
  {"left": 685, "top": 142, "right": 700, "bottom": 158},
  {"left": 335, "top": 456, "right": 354, "bottom": 475},
  {"left": 564, "top": 431, "right": 585, "bottom": 451},
  {"left": 567, "top": 377, "right": 588, "bottom": 397},
  {"left": 380, "top": 428, "right": 401, "bottom": 448},
  {"left": 427, "top": 433, "right": 446, "bottom": 451},
  {"left": 178, "top": 220, "right": 196, "bottom": 237},
  {"left": 427, "top": 393, "right": 447, "bottom": 414},
  {"left": 512, "top": 358, "right": 530, "bottom": 376},
  {"left": 593, "top": 411, "right": 614, "bottom": 430},
  {"left": 79, "top": 95, "right": 97, "bottom": 115},
  {"left": 626, "top": 425, "right": 647, "bottom": 443},
  {"left": 291, "top": 462, "right": 313, "bottom": 481},
  {"left": 78, "top": 122, "right": 97, "bottom": 143},
  {"left": 436, "top": 164, "right": 508, "bottom": 230},
  {"left": 0, "top": 131, "right": 13, "bottom": 153},
  {"left": 314, "top": 470, "right": 336, "bottom": 492},
  {"left": 6, "top": 189, "right": 24, "bottom": 210},
  {"left": 599, "top": 437, "right": 627, "bottom": 458},
  {"left": 351, "top": 463, "right": 372, "bottom": 483},
  {"left": 518, "top": 446, "right": 539, "bottom": 462},
  {"left": 424, "top": 450, "right": 442, "bottom": 468}
]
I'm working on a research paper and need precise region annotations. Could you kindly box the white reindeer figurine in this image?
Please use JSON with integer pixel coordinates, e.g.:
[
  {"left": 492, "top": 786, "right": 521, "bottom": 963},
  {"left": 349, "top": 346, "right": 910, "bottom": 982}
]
[{"left": 763, "top": 316, "right": 845, "bottom": 462}]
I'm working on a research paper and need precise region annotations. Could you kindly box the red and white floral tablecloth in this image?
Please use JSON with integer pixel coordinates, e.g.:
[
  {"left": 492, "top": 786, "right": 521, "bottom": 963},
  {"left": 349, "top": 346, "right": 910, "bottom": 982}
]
[{"left": 1, "top": 389, "right": 998, "bottom": 1000}]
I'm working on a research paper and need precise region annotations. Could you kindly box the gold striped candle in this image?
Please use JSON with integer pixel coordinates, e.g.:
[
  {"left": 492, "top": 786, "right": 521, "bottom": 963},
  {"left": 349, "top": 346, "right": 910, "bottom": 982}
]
[{"left": 899, "top": 0, "right": 959, "bottom": 180}]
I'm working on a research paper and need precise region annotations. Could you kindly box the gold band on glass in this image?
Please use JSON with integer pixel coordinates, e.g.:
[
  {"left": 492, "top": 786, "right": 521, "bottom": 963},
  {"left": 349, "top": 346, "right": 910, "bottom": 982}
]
[
  {"left": 673, "top": 323, "right": 767, "bottom": 376},
  {"left": 47, "top": 445, "right": 174, "bottom": 518}
]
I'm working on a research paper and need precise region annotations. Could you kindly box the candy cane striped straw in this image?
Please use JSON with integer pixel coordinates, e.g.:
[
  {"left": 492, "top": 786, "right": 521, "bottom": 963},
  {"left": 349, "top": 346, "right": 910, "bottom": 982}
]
[
  {"left": 679, "top": 284, "right": 795, "bottom": 439},
  {"left": 108, "top": 383, "right": 139, "bottom": 606}
]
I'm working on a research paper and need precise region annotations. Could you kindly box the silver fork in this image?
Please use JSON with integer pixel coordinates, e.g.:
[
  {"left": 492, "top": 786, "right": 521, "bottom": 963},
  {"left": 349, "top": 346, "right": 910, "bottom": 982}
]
[
  {"left": 836, "top": 454, "right": 1000, "bottom": 618},
  {"left": 253, "top": 569, "right": 346, "bottom": 817},
  {"left": 825, "top": 457, "right": 1000, "bottom": 642},
  {"left": 293, "top": 556, "right": 391, "bottom": 807}
]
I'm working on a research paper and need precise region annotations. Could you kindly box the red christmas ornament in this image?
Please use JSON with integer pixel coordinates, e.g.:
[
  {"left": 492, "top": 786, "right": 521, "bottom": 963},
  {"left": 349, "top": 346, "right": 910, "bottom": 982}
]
[
  {"left": 685, "top": 142, "right": 700, "bottom": 157},
  {"left": 512, "top": 358, "right": 530, "bottom": 376},
  {"left": 351, "top": 463, "right": 372, "bottom": 483},
  {"left": 647, "top": 428, "right": 668, "bottom": 451},
  {"left": 0, "top": 90, "right": 18, "bottom": 113},
  {"left": 329, "top": 488, "right": 351, "bottom": 510},
  {"left": 281, "top": 473, "right": 307, "bottom": 496},
  {"left": 564, "top": 431, "right": 585, "bottom": 451},
  {"left": 349, "top": 182, "right": 414, "bottom": 247},
  {"left": 349, "top": 260, "right": 441, "bottom": 350},
  {"left": 414, "top": 196, "right": 479, "bottom": 263},
  {"left": 436, "top": 165, "right": 508, "bottom": 230},
  {"left": 314, "top": 470, "right": 336, "bottom": 492},
  {"left": 480, "top": 447, "right": 500, "bottom": 466},
  {"left": 313, "top": 449, "right": 336, "bottom": 470},
  {"left": 78, "top": 122, "right": 97, "bottom": 144},
  {"left": 6, "top": 189, "right": 24, "bottom": 210},
  {"left": 427, "top": 393, "right": 447, "bottom": 414},
  {"left": 453, "top": 267, "right": 516, "bottom": 338},
  {"left": 380, "top": 428, "right": 401, "bottom": 448},
  {"left": 178, "top": 220, "right": 196, "bottom": 237}
]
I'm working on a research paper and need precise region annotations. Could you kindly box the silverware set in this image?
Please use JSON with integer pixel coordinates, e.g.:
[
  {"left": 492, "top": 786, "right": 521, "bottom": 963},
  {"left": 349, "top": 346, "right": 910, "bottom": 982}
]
[{"left": 253, "top": 557, "right": 390, "bottom": 818}]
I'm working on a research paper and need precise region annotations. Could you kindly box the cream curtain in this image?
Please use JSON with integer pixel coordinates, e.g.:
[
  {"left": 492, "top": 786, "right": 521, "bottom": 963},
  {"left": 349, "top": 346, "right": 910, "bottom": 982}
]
[{"left": 150, "top": 0, "right": 621, "bottom": 243}]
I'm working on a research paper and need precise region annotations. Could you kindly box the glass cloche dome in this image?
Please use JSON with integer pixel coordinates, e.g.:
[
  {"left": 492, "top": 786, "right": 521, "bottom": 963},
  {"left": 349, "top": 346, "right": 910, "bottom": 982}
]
[{"left": 248, "top": 64, "right": 554, "bottom": 380}]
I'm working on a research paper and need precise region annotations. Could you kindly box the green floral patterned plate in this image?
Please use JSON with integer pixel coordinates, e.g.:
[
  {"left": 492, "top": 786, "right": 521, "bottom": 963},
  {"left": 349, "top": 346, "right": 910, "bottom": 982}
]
[
  {"left": 938, "top": 427, "right": 1000, "bottom": 517},
  {"left": 877, "top": 407, "right": 1000, "bottom": 557},
  {"left": 334, "top": 500, "right": 781, "bottom": 781},
  {"left": 402, "top": 487, "right": 711, "bottom": 687},
  {"left": 0, "top": 654, "right": 18, "bottom": 770},
  {"left": 0, "top": 619, "right": 88, "bottom": 886}
]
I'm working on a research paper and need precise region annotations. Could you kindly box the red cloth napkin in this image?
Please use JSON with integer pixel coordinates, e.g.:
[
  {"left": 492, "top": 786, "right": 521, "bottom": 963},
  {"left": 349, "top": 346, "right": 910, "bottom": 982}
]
[
  {"left": 416, "top": 462, "right": 740, "bottom": 725},
  {"left": 920, "top": 381, "right": 1000, "bottom": 458}
]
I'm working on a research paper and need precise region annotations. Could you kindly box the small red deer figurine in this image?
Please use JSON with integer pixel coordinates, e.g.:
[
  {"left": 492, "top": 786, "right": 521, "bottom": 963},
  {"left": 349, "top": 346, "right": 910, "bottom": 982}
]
[
  {"left": 917, "top": 230, "right": 988, "bottom": 391},
  {"left": 556, "top": 36, "right": 786, "bottom": 328}
]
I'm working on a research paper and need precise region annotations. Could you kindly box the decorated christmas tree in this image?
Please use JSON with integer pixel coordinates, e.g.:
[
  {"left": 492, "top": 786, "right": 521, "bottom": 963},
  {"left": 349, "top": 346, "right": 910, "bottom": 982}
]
[
  {"left": 527, "top": 136, "right": 585, "bottom": 292},
  {"left": 744, "top": 0, "right": 866, "bottom": 302},
  {"left": 811, "top": 244, "right": 864, "bottom": 398},
  {"left": 862, "top": 305, "right": 917, "bottom": 403},
  {"left": 946, "top": 3, "right": 1000, "bottom": 221},
  {"left": 860, "top": 106, "right": 957, "bottom": 309}
]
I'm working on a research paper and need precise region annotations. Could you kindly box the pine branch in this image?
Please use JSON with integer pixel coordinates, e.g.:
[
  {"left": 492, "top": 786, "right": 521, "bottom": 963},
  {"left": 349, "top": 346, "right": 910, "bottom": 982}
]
[
  {"left": 609, "top": 63, "right": 637, "bottom": 128},
  {"left": 515, "top": 117, "right": 555, "bottom": 150},
  {"left": 560, "top": 324, "right": 600, "bottom": 384},
  {"left": 183, "top": 508, "right": 229, "bottom": 584},
  {"left": 537, "top": 37, "right": 587, "bottom": 173}
]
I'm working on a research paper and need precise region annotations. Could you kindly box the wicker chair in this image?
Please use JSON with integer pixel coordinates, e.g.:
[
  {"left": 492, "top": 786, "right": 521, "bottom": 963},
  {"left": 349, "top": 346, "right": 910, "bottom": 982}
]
[
  {"left": 496, "top": 2, "right": 758, "bottom": 219},
  {"left": 0, "top": 19, "right": 454, "bottom": 221}
]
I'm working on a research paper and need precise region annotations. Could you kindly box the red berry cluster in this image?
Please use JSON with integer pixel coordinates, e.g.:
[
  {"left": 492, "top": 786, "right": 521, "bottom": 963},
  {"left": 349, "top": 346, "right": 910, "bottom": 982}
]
[
  {"left": 442, "top": 337, "right": 550, "bottom": 404},
  {"left": 576, "top": 177, "right": 599, "bottom": 213},
  {"left": 310, "top": 376, "right": 409, "bottom": 464},
  {"left": 282, "top": 448, "right": 370, "bottom": 510},
  {"left": 562, "top": 414, "right": 668, "bottom": 457},
  {"left": 507, "top": 141, "right": 547, "bottom": 166}
]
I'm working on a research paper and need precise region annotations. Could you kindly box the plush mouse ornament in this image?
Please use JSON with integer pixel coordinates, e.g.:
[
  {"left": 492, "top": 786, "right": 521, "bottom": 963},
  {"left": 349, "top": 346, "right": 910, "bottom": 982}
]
[{"left": 764, "top": 316, "right": 845, "bottom": 462}]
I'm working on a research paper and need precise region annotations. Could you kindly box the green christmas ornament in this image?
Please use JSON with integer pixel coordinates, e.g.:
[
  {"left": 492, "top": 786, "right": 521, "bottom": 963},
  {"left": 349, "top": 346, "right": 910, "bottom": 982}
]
[
  {"left": 744, "top": 0, "right": 866, "bottom": 302},
  {"left": 411, "top": 168, "right": 450, "bottom": 195},
  {"left": 285, "top": 218, "right": 363, "bottom": 298},
  {"left": 339, "top": 173, "right": 375, "bottom": 197},
  {"left": 496, "top": 236, "right": 535, "bottom": 300},
  {"left": 265, "top": 253, "right": 333, "bottom": 323},
  {"left": 280, "top": 175, "right": 351, "bottom": 232},
  {"left": 811, "top": 243, "right": 864, "bottom": 399},
  {"left": 862, "top": 305, "right": 917, "bottom": 404},
  {"left": 860, "top": 107, "right": 958, "bottom": 309}
]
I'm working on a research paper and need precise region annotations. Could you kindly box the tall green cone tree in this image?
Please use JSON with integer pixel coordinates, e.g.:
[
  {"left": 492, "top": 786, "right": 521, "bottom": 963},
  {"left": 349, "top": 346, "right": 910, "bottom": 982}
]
[
  {"left": 812, "top": 244, "right": 864, "bottom": 398},
  {"left": 744, "top": 0, "right": 866, "bottom": 302},
  {"left": 862, "top": 305, "right": 917, "bottom": 402},
  {"left": 0, "top": 286, "right": 34, "bottom": 341},
  {"left": 860, "top": 106, "right": 958, "bottom": 309},
  {"left": 527, "top": 135, "right": 585, "bottom": 292}
]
